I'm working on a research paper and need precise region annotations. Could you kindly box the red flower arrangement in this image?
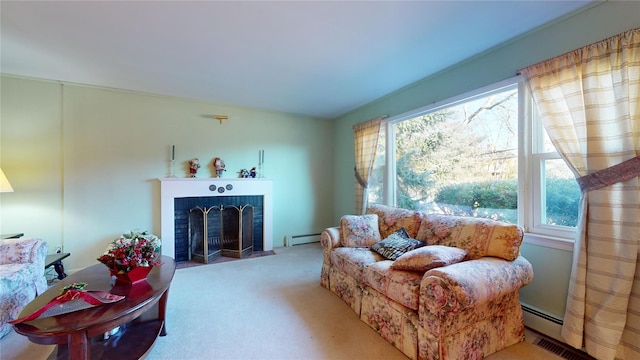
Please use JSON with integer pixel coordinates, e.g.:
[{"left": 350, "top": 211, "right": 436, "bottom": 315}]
[{"left": 97, "top": 230, "right": 161, "bottom": 274}]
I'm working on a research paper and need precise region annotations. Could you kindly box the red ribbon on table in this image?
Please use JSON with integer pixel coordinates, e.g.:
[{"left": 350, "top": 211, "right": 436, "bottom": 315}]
[{"left": 9, "top": 290, "right": 124, "bottom": 324}]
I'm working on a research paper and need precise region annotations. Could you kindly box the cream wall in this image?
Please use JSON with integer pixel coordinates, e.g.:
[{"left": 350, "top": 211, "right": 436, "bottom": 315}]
[
  {"left": 331, "top": 0, "right": 640, "bottom": 323},
  {"left": 1, "top": 76, "right": 334, "bottom": 271},
  {"left": 0, "top": 79, "right": 63, "bottom": 246}
]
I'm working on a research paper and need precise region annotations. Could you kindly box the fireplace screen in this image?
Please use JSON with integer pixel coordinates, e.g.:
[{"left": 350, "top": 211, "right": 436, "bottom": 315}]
[
  {"left": 221, "top": 205, "right": 254, "bottom": 258},
  {"left": 189, "top": 204, "right": 254, "bottom": 263},
  {"left": 188, "top": 206, "right": 221, "bottom": 263}
]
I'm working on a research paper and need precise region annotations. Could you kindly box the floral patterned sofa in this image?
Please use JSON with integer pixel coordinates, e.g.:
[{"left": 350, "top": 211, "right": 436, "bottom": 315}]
[
  {"left": 320, "top": 204, "right": 534, "bottom": 360},
  {"left": 0, "top": 237, "right": 48, "bottom": 338}
]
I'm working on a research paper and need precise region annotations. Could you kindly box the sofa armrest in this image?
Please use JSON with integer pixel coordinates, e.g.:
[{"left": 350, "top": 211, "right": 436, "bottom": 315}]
[
  {"left": 0, "top": 238, "right": 48, "bottom": 294},
  {"left": 320, "top": 227, "right": 341, "bottom": 252},
  {"left": 0, "top": 238, "right": 47, "bottom": 267},
  {"left": 420, "top": 255, "right": 533, "bottom": 315}
]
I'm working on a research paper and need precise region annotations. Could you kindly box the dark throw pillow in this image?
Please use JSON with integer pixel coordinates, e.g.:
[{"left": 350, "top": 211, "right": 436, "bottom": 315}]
[{"left": 370, "top": 228, "right": 425, "bottom": 260}]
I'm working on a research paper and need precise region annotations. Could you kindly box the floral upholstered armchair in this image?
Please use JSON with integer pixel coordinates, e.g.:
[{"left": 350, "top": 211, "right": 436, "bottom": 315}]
[{"left": 0, "top": 237, "right": 48, "bottom": 338}]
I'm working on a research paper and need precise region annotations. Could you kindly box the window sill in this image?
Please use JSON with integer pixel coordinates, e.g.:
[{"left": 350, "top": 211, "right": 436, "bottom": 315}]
[{"left": 523, "top": 233, "right": 574, "bottom": 252}]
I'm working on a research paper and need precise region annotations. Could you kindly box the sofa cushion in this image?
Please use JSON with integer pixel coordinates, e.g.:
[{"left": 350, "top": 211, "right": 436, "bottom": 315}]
[
  {"left": 331, "top": 247, "right": 385, "bottom": 283},
  {"left": 416, "top": 214, "right": 524, "bottom": 261},
  {"left": 391, "top": 245, "right": 468, "bottom": 272},
  {"left": 363, "top": 260, "right": 423, "bottom": 310},
  {"left": 371, "top": 228, "right": 426, "bottom": 260},
  {"left": 340, "top": 214, "right": 381, "bottom": 247},
  {"left": 367, "top": 204, "right": 423, "bottom": 239}
]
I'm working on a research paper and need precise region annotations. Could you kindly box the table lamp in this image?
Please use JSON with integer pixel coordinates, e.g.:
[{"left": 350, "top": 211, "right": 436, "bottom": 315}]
[{"left": 0, "top": 168, "right": 14, "bottom": 192}]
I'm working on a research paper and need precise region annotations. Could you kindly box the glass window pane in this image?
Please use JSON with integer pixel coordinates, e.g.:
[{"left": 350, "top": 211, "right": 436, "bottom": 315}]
[
  {"left": 543, "top": 127, "right": 557, "bottom": 153},
  {"left": 373, "top": 126, "right": 386, "bottom": 168},
  {"left": 543, "top": 159, "right": 579, "bottom": 227},
  {"left": 533, "top": 107, "right": 558, "bottom": 153},
  {"left": 367, "top": 167, "right": 384, "bottom": 204},
  {"left": 394, "top": 87, "right": 518, "bottom": 223},
  {"left": 366, "top": 126, "right": 386, "bottom": 205}
]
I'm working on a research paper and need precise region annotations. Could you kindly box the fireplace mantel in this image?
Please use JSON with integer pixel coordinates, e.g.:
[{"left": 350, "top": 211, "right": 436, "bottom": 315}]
[{"left": 159, "top": 178, "right": 273, "bottom": 258}]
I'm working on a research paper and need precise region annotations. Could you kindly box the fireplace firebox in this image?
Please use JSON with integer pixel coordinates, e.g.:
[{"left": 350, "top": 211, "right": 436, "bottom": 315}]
[
  {"left": 174, "top": 195, "right": 262, "bottom": 263},
  {"left": 159, "top": 178, "right": 273, "bottom": 260},
  {"left": 188, "top": 204, "right": 254, "bottom": 263}
]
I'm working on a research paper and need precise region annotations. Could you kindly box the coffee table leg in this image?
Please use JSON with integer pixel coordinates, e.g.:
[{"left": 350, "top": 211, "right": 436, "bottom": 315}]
[
  {"left": 68, "top": 332, "right": 90, "bottom": 360},
  {"left": 53, "top": 260, "right": 68, "bottom": 279},
  {"left": 158, "top": 288, "right": 170, "bottom": 336}
]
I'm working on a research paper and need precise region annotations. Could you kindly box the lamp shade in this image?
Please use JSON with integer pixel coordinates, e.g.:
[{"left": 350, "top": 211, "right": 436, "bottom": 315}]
[{"left": 0, "top": 168, "right": 14, "bottom": 192}]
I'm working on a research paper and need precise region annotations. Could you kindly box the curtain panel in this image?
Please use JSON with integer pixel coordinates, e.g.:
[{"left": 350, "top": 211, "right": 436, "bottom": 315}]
[
  {"left": 521, "top": 28, "right": 639, "bottom": 360},
  {"left": 353, "top": 117, "right": 382, "bottom": 214}
]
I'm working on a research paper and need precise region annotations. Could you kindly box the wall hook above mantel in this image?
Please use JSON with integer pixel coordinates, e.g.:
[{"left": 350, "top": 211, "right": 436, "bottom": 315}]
[{"left": 213, "top": 115, "right": 228, "bottom": 125}]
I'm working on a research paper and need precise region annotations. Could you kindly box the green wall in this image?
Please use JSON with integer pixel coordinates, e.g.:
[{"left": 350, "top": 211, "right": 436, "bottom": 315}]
[
  {"left": 331, "top": 0, "right": 639, "bottom": 321},
  {"left": 1, "top": 77, "right": 335, "bottom": 271}
]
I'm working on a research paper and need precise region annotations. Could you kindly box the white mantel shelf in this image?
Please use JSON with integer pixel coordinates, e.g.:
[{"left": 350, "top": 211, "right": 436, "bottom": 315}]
[{"left": 158, "top": 177, "right": 273, "bottom": 258}]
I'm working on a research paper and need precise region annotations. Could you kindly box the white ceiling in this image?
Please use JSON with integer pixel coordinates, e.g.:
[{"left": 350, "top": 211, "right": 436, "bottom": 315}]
[{"left": 1, "top": 1, "right": 595, "bottom": 119}]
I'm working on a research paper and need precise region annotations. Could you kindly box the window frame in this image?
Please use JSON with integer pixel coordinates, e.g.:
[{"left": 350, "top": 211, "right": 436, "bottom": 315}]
[
  {"left": 373, "top": 76, "right": 576, "bottom": 250},
  {"left": 523, "top": 83, "right": 578, "bottom": 244}
]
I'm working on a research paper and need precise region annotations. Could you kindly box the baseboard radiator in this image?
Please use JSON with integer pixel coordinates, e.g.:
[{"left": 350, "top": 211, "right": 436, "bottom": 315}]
[
  {"left": 522, "top": 303, "right": 596, "bottom": 360},
  {"left": 521, "top": 303, "right": 564, "bottom": 342},
  {"left": 284, "top": 233, "right": 321, "bottom": 246}
]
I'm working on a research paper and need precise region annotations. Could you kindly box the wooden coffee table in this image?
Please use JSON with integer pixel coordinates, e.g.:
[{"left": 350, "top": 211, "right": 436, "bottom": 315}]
[{"left": 13, "top": 255, "right": 176, "bottom": 360}]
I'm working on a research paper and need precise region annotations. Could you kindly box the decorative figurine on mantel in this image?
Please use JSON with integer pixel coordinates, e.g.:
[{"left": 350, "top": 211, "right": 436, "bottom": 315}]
[
  {"left": 239, "top": 169, "right": 250, "bottom": 178},
  {"left": 189, "top": 158, "right": 201, "bottom": 178},
  {"left": 213, "top": 157, "right": 226, "bottom": 178},
  {"left": 250, "top": 167, "right": 257, "bottom": 178}
]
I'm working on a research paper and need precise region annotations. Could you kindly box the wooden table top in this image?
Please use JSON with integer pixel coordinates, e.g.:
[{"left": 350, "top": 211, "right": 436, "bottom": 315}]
[{"left": 14, "top": 255, "right": 176, "bottom": 345}]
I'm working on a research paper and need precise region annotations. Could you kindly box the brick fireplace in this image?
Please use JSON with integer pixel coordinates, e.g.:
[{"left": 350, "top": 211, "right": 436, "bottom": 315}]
[{"left": 159, "top": 178, "right": 273, "bottom": 259}]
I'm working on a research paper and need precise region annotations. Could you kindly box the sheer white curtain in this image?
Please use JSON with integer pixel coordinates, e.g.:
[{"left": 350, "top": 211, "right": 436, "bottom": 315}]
[
  {"left": 521, "top": 28, "right": 639, "bottom": 360},
  {"left": 353, "top": 117, "right": 382, "bottom": 214}
]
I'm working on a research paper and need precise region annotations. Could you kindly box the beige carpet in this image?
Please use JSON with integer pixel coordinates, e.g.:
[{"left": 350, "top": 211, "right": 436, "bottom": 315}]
[{"left": 1, "top": 243, "right": 575, "bottom": 360}]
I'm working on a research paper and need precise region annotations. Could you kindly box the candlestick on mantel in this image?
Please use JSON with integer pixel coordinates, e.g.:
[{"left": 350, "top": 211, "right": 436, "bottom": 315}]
[
  {"left": 169, "top": 160, "right": 177, "bottom": 178},
  {"left": 259, "top": 150, "right": 265, "bottom": 178},
  {"left": 167, "top": 145, "right": 177, "bottom": 178}
]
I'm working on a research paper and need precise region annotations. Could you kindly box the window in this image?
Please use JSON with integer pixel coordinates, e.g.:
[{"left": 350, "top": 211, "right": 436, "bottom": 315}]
[
  {"left": 368, "top": 77, "right": 580, "bottom": 242},
  {"left": 527, "top": 92, "right": 580, "bottom": 238},
  {"left": 368, "top": 125, "right": 386, "bottom": 205}
]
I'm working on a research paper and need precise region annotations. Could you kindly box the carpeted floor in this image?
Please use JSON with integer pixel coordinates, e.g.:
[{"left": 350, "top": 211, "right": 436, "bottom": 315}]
[{"left": 0, "top": 243, "right": 592, "bottom": 360}]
